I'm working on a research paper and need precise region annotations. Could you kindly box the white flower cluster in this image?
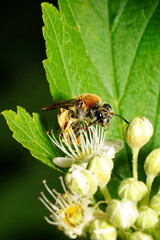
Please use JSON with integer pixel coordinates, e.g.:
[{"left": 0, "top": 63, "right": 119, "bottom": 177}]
[{"left": 39, "top": 118, "right": 160, "bottom": 240}]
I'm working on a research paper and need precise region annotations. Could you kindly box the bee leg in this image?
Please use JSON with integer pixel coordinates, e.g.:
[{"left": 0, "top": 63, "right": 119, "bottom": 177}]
[
  {"left": 85, "top": 125, "right": 89, "bottom": 131},
  {"left": 104, "top": 123, "right": 110, "bottom": 131},
  {"left": 68, "top": 109, "right": 75, "bottom": 118},
  {"left": 86, "top": 120, "right": 97, "bottom": 130},
  {"left": 57, "top": 131, "right": 62, "bottom": 136},
  {"left": 73, "top": 123, "right": 84, "bottom": 137}
]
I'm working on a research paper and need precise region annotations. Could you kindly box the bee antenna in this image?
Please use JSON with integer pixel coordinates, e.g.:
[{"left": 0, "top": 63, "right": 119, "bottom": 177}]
[{"left": 110, "top": 112, "right": 129, "bottom": 124}]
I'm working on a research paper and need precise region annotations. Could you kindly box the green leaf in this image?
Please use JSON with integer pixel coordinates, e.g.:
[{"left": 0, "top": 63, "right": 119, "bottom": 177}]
[
  {"left": 2, "top": 107, "right": 58, "bottom": 169},
  {"left": 42, "top": 0, "right": 160, "bottom": 177},
  {"left": 2, "top": 0, "right": 160, "bottom": 176}
]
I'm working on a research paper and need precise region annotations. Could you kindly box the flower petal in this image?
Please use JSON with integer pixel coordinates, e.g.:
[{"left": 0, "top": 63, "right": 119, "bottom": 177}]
[
  {"left": 53, "top": 157, "right": 75, "bottom": 168},
  {"left": 103, "top": 139, "right": 124, "bottom": 158}
]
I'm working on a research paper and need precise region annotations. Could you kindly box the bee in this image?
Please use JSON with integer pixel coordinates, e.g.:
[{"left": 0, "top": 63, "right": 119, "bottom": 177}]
[{"left": 42, "top": 94, "right": 129, "bottom": 139}]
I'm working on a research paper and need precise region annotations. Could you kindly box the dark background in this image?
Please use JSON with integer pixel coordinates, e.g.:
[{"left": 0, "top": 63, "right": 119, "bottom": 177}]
[{"left": 0, "top": 1, "right": 70, "bottom": 239}]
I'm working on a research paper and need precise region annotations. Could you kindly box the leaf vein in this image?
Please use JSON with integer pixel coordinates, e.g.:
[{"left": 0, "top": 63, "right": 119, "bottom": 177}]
[
  {"left": 65, "top": 0, "right": 112, "bottom": 99},
  {"left": 151, "top": 85, "right": 160, "bottom": 149},
  {"left": 6, "top": 113, "right": 53, "bottom": 159},
  {"left": 111, "top": 0, "right": 129, "bottom": 33},
  {"left": 44, "top": 7, "right": 72, "bottom": 95},
  {"left": 119, "top": 2, "right": 159, "bottom": 103}
]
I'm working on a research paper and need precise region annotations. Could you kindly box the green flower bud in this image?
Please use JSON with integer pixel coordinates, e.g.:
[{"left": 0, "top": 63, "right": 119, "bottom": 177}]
[
  {"left": 129, "top": 231, "right": 154, "bottom": 240},
  {"left": 118, "top": 178, "right": 148, "bottom": 202},
  {"left": 135, "top": 206, "right": 158, "bottom": 229},
  {"left": 65, "top": 164, "right": 98, "bottom": 197},
  {"left": 106, "top": 199, "right": 138, "bottom": 229},
  {"left": 89, "top": 219, "right": 117, "bottom": 240},
  {"left": 87, "top": 154, "right": 113, "bottom": 187},
  {"left": 149, "top": 191, "right": 160, "bottom": 215},
  {"left": 144, "top": 149, "right": 160, "bottom": 177},
  {"left": 125, "top": 117, "right": 153, "bottom": 150}
]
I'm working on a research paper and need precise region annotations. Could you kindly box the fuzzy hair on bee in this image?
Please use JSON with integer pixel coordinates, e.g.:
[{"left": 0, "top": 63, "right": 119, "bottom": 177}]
[{"left": 42, "top": 93, "right": 129, "bottom": 139}]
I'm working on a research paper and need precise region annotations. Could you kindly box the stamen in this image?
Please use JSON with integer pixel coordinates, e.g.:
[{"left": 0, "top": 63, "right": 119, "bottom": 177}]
[
  {"left": 51, "top": 189, "right": 68, "bottom": 209},
  {"left": 59, "top": 176, "right": 68, "bottom": 194},
  {"left": 43, "top": 180, "right": 59, "bottom": 201},
  {"left": 91, "top": 127, "right": 97, "bottom": 152},
  {"left": 47, "top": 124, "right": 111, "bottom": 168},
  {"left": 89, "top": 126, "right": 94, "bottom": 148},
  {"left": 60, "top": 195, "right": 73, "bottom": 207},
  {"left": 83, "top": 130, "right": 91, "bottom": 153},
  {"left": 40, "top": 191, "right": 58, "bottom": 211},
  {"left": 98, "top": 127, "right": 102, "bottom": 146},
  {"left": 59, "top": 138, "right": 73, "bottom": 158},
  {"left": 44, "top": 216, "right": 57, "bottom": 225},
  {"left": 49, "top": 131, "right": 73, "bottom": 158},
  {"left": 38, "top": 195, "right": 54, "bottom": 213},
  {"left": 57, "top": 195, "right": 69, "bottom": 208},
  {"left": 69, "top": 129, "right": 81, "bottom": 156},
  {"left": 101, "top": 126, "right": 106, "bottom": 143},
  {"left": 80, "top": 132, "right": 86, "bottom": 155},
  {"left": 63, "top": 133, "right": 78, "bottom": 158}
]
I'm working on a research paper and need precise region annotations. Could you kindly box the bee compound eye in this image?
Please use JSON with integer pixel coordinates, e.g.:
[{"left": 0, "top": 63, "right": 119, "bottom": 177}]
[{"left": 96, "top": 112, "right": 103, "bottom": 120}]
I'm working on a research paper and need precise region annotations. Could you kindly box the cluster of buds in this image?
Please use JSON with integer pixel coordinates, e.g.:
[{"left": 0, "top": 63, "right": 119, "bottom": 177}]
[{"left": 39, "top": 117, "right": 160, "bottom": 240}]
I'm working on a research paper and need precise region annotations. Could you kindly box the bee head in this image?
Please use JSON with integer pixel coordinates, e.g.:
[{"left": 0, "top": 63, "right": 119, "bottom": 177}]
[
  {"left": 102, "top": 103, "right": 112, "bottom": 111},
  {"left": 88, "top": 103, "right": 129, "bottom": 127},
  {"left": 95, "top": 104, "right": 113, "bottom": 126}
]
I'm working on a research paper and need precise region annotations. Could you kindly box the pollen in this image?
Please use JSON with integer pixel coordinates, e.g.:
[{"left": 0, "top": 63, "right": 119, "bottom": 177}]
[{"left": 63, "top": 204, "right": 83, "bottom": 227}]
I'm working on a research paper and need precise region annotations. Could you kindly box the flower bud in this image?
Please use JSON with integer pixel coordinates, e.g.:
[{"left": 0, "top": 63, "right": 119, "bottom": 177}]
[
  {"left": 149, "top": 191, "right": 160, "bottom": 215},
  {"left": 135, "top": 206, "right": 158, "bottom": 229},
  {"left": 87, "top": 154, "right": 113, "bottom": 187},
  {"left": 125, "top": 117, "right": 153, "bottom": 150},
  {"left": 89, "top": 219, "right": 117, "bottom": 240},
  {"left": 118, "top": 178, "right": 148, "bottom": 202},
  {"left": 144, "top": 149, "right": 160, "bottom": 177},
  {"left": 65, "top": 164, "right": 98, "bottom": 197},
  {"left": 106, "top": 199, "right": 138, "bottom": 229},
  {"left": 129, "top": 231, "right": 154, "bottom": 240}
]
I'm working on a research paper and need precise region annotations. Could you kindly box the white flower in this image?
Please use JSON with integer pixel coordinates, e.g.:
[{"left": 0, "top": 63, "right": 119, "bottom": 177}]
[
  {"left": 118, "top": 178, "right": 148, "bottom": 202},
  {"left": 39, "top": 177, "right": 96, "bottom": 239},
  {"left": 106, "top": 199, "right": 139, "bottom": 229},
  {"left": 149, "top": 190, "right": 160, "bottom": 215},
  {"left": 135, "top": 206, "right": 158, "bottom": 229},
  {"left": 47, "top": 126, "right": 123, "bottom": 168},
  {"left": 129, "top": 231, "right": 154, "bottom": 240},
  {"left": 125, "top": 117, "right": 153, "bottom": 150},
  {"left": 87, "top": 154, "right": 113, "bottom": 187},
  {"left": 65, "top": 164, "right": 98, "bottom": 197},
  {"left": 89, "top": 219, "right": 117, "bottom": 240},
  {"left": 144, "top": 148, "right": 160, "bottom": 177}
]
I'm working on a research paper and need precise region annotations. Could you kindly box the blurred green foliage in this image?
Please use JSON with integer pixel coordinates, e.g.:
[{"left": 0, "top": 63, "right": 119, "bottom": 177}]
[{"left": 0, "top": 1, "right": 68, "bottom": 240}]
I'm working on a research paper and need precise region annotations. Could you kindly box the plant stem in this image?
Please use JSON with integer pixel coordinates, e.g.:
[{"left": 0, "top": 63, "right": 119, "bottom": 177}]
[
  {"left": 146, "top": 174, "right": 155, "bottom": 204},
  {"left": 140, "top": 174, "right": 155, "bottom": 206},
  {"left": 100, "top": 186, "right": 112, "bottom": 201},
  {"left": 132, "top": 147, "right": 140, "bottom": 180},
  {"left": 118, "top": 229, "right": 130, "bottom": 240}
]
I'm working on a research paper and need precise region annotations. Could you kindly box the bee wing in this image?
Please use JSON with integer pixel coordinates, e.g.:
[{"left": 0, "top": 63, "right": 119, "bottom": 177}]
[{"left": 42, "top": 98, "right": 79, "bottom": 111}]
